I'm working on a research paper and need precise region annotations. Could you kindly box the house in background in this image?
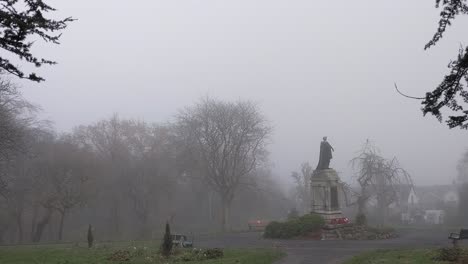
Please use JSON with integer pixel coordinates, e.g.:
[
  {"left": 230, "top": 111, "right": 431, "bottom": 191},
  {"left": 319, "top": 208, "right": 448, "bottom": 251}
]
[
  {"left": 424, "top": 210, "right": 445, "bottom": 225},
  {"left": 443, "top": 190, "right": 459, "bottom": 206},
  {"left": 398, "top": 185, "right": 421, "bottom": 224},
  {"left": 408, "top": 185, "right": 459, "bottom": 225},
  {"left": 396, "top": 184, "right": 458, "bottom": 225},
  {"left": 416, "top": 185, "right": 459, "bottom": 209},
  {"left": 342, "top": 184, "right": 458, "bottom": 225}
]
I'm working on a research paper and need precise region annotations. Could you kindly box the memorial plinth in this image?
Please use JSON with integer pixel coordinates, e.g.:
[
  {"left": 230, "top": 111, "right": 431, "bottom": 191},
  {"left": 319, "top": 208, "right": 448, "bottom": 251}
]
[{"left": 311, "top": 169, "right": 343, "bottom": 222}]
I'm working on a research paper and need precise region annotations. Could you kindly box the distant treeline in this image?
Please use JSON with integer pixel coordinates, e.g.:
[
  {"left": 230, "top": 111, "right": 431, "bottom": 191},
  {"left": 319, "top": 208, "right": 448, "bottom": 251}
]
[{"left": 0, "top": 80, "right": 291, "bottom": 244}]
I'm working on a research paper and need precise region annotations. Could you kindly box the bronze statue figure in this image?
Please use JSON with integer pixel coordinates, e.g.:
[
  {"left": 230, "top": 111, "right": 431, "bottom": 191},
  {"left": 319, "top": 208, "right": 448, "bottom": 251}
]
[{"left": 316, "top": 136, "right": 334, "bottom": 170}]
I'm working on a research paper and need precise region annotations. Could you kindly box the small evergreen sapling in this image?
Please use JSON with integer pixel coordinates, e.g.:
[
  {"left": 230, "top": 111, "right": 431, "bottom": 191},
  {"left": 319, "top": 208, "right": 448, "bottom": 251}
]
[
  {"left": 87, "top": 224, "right": 94, "bottom": 248},
  {"left": 161, "top": 222, "right": 173, "bottom": 257}
]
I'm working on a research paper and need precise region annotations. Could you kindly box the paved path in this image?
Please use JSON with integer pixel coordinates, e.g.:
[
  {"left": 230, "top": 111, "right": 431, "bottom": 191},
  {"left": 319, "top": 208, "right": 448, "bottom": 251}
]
[{"left": 196, "top": 229, "right": 455, "bottom": 264}]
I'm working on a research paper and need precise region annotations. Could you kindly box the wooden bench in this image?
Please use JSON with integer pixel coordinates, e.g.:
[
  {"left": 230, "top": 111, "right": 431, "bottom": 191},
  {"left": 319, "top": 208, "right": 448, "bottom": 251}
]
[{"left": 448, "top": 229, "right": 468, "bottom": 247}]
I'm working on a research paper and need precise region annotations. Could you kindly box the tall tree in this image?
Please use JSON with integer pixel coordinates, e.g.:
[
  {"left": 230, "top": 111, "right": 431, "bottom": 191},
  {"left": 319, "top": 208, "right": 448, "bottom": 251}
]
[
  {"left": 0, "top": 1, "right": 73, "bottom": 82},
  {"left": 0, "top": 79, "right": 37, "bottom": 165},
  {"left": 46, "top": 138, "right": 93, "bottom": 241},
  {"left": 398, "top": 0, "right": 468, "bottom": 129},
  {"left": 72, "top": 115, "right": 131, "bottom": 239},
  {"left": 175, "top": 98, "right": 271, "bottom": 231},
  {"left": 0, "top": 78, "right": 43, "bottom": 243},
  {"left": 73, "top": 116, "right": 179, "bottom": 239},
  {"left": 123, "top": 124, "right": 177, "bottom": 239},
  {"left": 291, "top": 162, "right": 312, "bottom": 214},
  {"left": 351, "top": 140, "right": 413, "bottom": 226}
]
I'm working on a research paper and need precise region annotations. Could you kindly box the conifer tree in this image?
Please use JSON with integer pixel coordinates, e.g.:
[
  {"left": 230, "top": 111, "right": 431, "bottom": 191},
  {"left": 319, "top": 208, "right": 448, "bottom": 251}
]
[
  {"left": 400, "top": 0, "right": 468, "bottom": 129},
  {"left": 87, "top": 224, "right": 94, "bottom": 248},
  {"left": 0, "top": 0, "right": 73, "bottom": 82},
  {"left": 161, "top": 222, "right": 173, "bottom": 257}
]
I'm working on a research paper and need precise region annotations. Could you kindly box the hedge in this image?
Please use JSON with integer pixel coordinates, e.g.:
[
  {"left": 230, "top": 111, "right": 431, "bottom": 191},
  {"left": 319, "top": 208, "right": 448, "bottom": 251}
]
[{"left": 263, "top": 214, "right": 325, "bottom": 239}]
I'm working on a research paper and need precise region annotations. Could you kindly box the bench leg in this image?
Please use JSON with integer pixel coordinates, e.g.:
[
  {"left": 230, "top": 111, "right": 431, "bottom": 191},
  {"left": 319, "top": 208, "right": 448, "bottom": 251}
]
[{"left": 453, "top": 239, "right": 459, "bottom": 248}]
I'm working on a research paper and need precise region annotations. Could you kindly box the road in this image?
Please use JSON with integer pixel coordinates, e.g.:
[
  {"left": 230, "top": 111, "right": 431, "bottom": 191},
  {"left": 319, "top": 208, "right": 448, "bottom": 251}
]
[{"left": 196, "top": 229, "right": 455, "bottom": 264}]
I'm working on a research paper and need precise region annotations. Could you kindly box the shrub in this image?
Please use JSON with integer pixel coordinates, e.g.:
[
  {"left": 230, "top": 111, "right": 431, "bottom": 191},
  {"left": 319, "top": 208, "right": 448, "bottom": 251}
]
[
  {"left": 264, "top": 214, "right": 324, "bottom": 239},
  {"left": 174, "top": 248, "right": 224, "bottom": 262},
  {"left": 296, "top": 214, "right": 325, "bottom": 234},
  {"left": 130, "top": 246, "right": 148, "bottom": 258},
  {"left": 433, "top": 247, "right": 464, "bottom": 262},
  {"left": 107, "top": 250, "right": 131, "bottom": 262},
  {"left": 203, "top": 248, "right": 224, "bottom": 259},
  {"left": 263, "top": 221, "right": 282, "bottom": 238},
  {"left": 177, "top": 251, "right": 199, "bottom": 262},
  {"left": 355, "top": 213, "right": 367, "bottom": 226},
  {"left": 161, "top": 222, "right": 173, "bottom": 257}
]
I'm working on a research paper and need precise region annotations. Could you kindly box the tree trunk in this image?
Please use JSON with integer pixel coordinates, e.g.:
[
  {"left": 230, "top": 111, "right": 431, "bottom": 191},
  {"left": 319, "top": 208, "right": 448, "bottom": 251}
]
[
  {"left": 137, "top": 213, "right": 149, "bottom": 240},
  {"left": 16, "top": 214, "right": 23, "bottom": 244},
  {"left": 376, "top": 197, "right": 387, "bottom": 227},
  {"left": 357, "top": 196, "right": 365, "bottom": 216},
  {"left": 376, "top": 168, "right": 386, "bottom": 227},
  {"left": 30, "top": 205, "right": 38, "bottom": 242},
  {"left": 0, "top": 227, "right": 6, "bottom": 245},
  {"left": 220, "top": 196, "right": 232, "bottom": 232},
  {"left": 58, "top": 211, "right": 66, "bottom": 241},
  {"left": 110, "top": 204, "right": 120, "bottom": 239},
  {"left": 32, "top": 208, "right": 53, "bottom": 243}
]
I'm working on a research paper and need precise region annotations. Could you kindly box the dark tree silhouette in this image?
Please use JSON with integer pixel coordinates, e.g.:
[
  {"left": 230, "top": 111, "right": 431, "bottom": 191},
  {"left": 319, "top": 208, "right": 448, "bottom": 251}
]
[
  {"left": 175, "top": 98, "right": 271, "bottom": 232},
  {"left": 350, "top": 140, "right": 413, "bottom": 226},
  {"left": 421, "top": 0, "right": 468, "bottom": 129},
  {"left": 161, "top": 222, "right": 172, "bottom": 257},
  {"left": 0, "top": 0, "right": 73, "bottom": 82},
  {"left": 87, "top": 224, "right": 93, "bottom": 248}
]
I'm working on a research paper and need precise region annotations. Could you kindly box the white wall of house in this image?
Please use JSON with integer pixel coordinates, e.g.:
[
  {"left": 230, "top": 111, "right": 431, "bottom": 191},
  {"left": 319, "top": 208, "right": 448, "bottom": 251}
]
[
  {"left": 424, "top": 210, "right": 444, "bottom": 225},
  {"left": 407, "top": 187, "right": 419, "bottom": 206}
]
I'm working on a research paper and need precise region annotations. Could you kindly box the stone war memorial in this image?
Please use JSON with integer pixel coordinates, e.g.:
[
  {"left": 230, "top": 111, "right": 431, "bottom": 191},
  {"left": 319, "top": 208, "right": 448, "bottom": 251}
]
[
  {"left": 310, "top": 137, "right": 344, "bottom": 223},
  {"left": 310, "top": 137, "right": 397, "bottom": 240}
]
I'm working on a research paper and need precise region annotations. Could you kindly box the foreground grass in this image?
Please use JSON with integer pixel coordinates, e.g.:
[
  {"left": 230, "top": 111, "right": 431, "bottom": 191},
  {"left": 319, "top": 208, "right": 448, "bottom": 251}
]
[
  {"left": 343, "top": 249, "right": 451, "bottom": 264},
  {"left": 0, "top": 244, "right": 284, "bottom": 264}
]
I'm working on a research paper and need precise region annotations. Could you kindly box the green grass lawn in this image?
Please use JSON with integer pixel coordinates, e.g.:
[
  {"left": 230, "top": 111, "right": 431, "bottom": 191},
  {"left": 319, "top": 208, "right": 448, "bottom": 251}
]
[
  {"left": 343, "top": 249, "right": 453, "bottom": 264},
  {"left": 0, "top": 243, "right": 284, "bottom": 264}
]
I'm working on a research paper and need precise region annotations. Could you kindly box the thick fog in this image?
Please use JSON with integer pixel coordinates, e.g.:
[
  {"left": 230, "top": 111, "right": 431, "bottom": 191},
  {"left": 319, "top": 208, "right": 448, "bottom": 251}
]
[{"left": 20, "top": 0, "right": 468, "bottom": 186}]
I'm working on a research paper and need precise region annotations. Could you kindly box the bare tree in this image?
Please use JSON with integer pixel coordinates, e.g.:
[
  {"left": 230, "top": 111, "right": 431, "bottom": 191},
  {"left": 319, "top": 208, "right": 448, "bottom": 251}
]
[
  {"left": 0, "top": 78, "right": 47, "bottom": 243},
  {"left": 0, "top": 79, "right": 38, "bottom": 166},
  {"left": 72, "top": 116, "right": 180, "bottom": 239},
  {"left": 123, "top": 124, "right": 177, "bottom": 239},
  {"left": 50, "top": 139, "right": 92, "bottom": 241},
  {"left": 72, "top": 115, "right": 131, "bottom": 239},
  {"left": 175, "top": 98, "right": 271, "bottom": 231},
  {"left": 22, "top": 134, "right": 92, "bottom": 241},
  {"left": 351, "top": 140, "right": 413, "bottom": 226},
  {"left": 0, "top": 166, "right": 29, "bottom": 243},
  {"left": 0, "top": 98, "right": 287, "bottom": 243},
  {"left": 291, "top": 162, "right": 312, "bottom": 214}
]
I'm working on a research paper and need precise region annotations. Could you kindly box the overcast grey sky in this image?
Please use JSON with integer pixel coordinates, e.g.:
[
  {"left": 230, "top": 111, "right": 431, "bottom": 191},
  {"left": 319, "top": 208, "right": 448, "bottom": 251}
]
[{"left": 18, "top": 0, "right": 468, "bottom": 186}]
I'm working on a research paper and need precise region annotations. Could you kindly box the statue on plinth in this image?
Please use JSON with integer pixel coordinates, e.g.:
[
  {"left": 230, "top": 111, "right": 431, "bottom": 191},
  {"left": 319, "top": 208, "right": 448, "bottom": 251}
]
[
  {"left": 316, "top": 136, "right": 334, "bottom": 171},
  {"left": 311, "top": 137, "right": 342, "bottom": 222}
]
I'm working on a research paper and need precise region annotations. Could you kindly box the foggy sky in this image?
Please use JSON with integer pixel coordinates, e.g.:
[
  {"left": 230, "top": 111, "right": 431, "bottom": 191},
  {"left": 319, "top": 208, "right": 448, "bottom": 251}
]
[{"left": 18, "top": 0, "right": 468, "bottom": 186}]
